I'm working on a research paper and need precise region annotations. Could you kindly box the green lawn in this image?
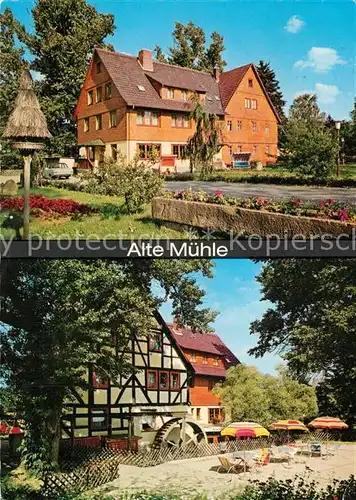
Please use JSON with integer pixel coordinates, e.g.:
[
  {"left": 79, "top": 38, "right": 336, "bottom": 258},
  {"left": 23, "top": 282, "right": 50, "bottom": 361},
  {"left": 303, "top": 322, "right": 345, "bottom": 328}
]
[{"left": 0, "top": 187, "right": 184, "bottom": 239}]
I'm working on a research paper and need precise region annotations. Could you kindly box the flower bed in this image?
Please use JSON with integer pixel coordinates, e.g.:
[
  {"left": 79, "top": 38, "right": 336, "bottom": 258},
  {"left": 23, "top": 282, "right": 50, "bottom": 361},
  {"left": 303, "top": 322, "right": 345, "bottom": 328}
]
[
  {"left": 151, "top": 190, "right": 356, "bottom": 237},
  {"left": 0, "top": 195, "right": 97, "bottom": 217},
  {"left": 165, "top": 189, "right": 356, "bottom": 222}
]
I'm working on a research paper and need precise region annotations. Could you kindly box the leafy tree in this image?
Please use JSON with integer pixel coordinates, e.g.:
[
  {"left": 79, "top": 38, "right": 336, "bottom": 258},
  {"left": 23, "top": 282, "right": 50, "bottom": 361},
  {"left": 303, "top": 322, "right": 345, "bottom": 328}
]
[
  {"left": 282, "top": 94, "right": 337, "bottom": 178},
  {"left": 249, "top": 259, "right": 356, "bottom": 428},
  {"left": 85, "top": 153, "right": 163, "bottom": 213},
  {"left": 202, "top": 32, "right": 226, "bottom": 73},
  {"left": 343, "top": 98, "right": 356, "bottom": 162},
  {"left": 0, "top": 8, "right": 25, "bottom": 169},
  {"left": 289, "top": 94, "right": 326, "bottom": 127},
  {"left": 214, "top": 364, "right": 317, "bottom": 427},
  {"left": 0, "top": 259, "right": 216, "bottom": 472},
  {"left": 256, "top": 61, "right": 286, "bottom": 122},
  {"left": 154, "top": 45, "right": 167, "bottom": 63},
  {"left": 9, "top": 0, "right": 115, "bottom": 156},
  {"left": 184, "top": 95, "right": 224, "bottom": 174},
  {"left": 155, "top": 21, "right": 226, "bottom": 73}
]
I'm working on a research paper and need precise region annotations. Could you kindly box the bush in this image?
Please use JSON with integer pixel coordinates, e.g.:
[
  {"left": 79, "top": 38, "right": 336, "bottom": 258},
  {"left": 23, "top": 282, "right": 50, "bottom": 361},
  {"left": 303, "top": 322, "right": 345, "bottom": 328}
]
[{"left": 85, "top": 156, "right": 163, "bottom": 213}]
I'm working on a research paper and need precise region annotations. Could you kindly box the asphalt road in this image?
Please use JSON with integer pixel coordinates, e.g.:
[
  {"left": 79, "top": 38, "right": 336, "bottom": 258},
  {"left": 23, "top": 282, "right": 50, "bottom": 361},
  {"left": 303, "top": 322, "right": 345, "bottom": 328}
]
[{"left": 165, "top": 181, "right": 356, "bottom": 203}]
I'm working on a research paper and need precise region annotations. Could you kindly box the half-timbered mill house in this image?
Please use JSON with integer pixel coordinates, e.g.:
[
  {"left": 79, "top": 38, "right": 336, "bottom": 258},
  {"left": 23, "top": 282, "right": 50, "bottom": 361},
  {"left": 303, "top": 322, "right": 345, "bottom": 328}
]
[
  {"left": 62, "top": 312, "right": 207, "bottom": 451},
  {"left": 169, "top": 323, "right": 239, "bottom": 426},
  {"left": 74, "top": 47, "right": 280, "bottom": 171}
]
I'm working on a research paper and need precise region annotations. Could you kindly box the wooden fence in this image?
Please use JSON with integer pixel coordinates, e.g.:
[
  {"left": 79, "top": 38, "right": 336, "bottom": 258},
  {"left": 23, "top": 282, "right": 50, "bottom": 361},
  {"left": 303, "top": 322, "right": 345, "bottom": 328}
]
[{"left": 41, "top": 430, "right": 331, "bottom": 497}]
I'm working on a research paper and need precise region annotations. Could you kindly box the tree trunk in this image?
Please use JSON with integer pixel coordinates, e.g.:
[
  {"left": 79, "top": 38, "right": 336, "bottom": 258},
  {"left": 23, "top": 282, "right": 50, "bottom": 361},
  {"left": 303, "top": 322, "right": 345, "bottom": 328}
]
[{"left": 47, "top": 403, "right": 63, "bottom": 469}]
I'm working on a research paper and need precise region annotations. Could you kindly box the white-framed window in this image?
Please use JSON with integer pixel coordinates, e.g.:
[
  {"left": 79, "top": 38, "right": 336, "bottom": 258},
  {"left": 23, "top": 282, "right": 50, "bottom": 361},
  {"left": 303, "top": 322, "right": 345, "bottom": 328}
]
[
  {"left": 84, "top": 117, "right": 89, "bottom": 132},
  {"left": 136, "top": 110, "right": 160, "bottom": 126},
  {"left": 265, "top": 145, "right": 270, "bottom": 155},
  {"left": 172, "top": 144, "right": 187, "bottom": 159},
  {"left": 137, "top": 143, "right": 161, "bottom": 159},
  {"left": 95, "top": 114, "right": 102, "bottom": 130},
  {"left": 171, "top": 113, "right": 189, "bottom": 128},
  {"left": 251, "top": 99, "right": 257, "bottom": 110},
  {"left": 181, "top": 90, "right": 188, "bottom": 101},
  {"left": 227, "top": 120, "right": 232, "bottom": 132},
  {"left": 167, "top": 87, "right": 175, "bottom": 99},
  {"left": 236, "top": 120, "right": 242, "bottom": 131},
  {"left": 87, "top": 90, "right": 93, "bottom": 106},
  {"left": 244, "top": 98, "right": 251, "bottom": 109},
  {"left": 252, "top": 121, "right": 257, "bottom": 132},
  {"left": 96, "top": 86, "right": 102, "bottom": 103},
  {"left": 109, "top": 110, "right": 117, "bottom": 128},
  {"left": 253, "top": 145, "right": 257, "bottom": 155},
  {"left": 111, "top": 144, "right": 118, "bottom": 161},
  {"left": 265, "top": 124, "right": 270, "bottom": 135},
  {"left": 105, "top": 83, "right": 112, "bottom": 99}
]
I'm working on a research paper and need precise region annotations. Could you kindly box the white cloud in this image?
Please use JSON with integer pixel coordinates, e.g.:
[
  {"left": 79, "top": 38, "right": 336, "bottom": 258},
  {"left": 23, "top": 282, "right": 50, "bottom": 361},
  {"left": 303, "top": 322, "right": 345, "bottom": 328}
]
[
  {"left": 294, "top": 83, "right": 340, "bottom": 105},
  {"left": 295, "top": 47, "right": 346, "bottom": 73},
  {"left": 285, "top": 15, "right": 305, "bottom": 34},
  {"left": 314, "top": 83, "right": 340, "bottom": 104}
]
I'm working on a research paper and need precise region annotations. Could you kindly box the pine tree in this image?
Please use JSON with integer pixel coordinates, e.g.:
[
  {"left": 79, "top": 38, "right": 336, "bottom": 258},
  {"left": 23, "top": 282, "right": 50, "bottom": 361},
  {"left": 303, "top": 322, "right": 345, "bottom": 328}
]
[{"left": 256, "top": 60, "right": 286, "bottom": 121}]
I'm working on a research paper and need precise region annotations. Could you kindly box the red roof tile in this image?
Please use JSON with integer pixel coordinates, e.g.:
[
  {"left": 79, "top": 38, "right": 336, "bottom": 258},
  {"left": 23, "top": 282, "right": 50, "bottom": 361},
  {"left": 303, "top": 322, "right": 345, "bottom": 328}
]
[
  {"left": 95, "top": 48, "right": 225, "bottom": 115},
  {"left": 169, "top": 324, "right": 239, "bottom": 366},
  {"left": 191, "top": 364, "right": 227, "bottom": 377}
]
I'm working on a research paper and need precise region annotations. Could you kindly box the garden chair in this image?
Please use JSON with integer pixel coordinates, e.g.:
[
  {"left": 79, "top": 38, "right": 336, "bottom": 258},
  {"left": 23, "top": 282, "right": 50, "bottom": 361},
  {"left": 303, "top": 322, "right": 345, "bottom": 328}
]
[
  {"left": 217, "top": 456, "right": 241, "bottom": 474},
  {"left": 269, "top": 446, "right": 295, "bottom": 465}
]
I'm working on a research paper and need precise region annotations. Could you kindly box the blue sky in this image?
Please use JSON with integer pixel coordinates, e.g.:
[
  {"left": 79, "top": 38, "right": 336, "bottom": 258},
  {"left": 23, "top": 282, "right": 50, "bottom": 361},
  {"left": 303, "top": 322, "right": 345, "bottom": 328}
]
[
  {"left": 159, "top": 259, "right": 282, "bottom": 375},
  {"left": 3, "top": 0, "right": 354, "bottom": 119}
]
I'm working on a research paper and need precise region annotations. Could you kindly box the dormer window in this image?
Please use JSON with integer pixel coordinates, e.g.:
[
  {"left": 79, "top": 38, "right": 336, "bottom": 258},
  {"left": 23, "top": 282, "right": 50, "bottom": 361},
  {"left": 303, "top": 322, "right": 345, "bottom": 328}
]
[
  {"left": 137, "top": 85, "right": 146, "bottom": 92},
  {"left": 167, "top": 88, "right": 175, "bottom": 99},
  {"left": 181, "top": 90, "right": 188, "bottom": 101}
]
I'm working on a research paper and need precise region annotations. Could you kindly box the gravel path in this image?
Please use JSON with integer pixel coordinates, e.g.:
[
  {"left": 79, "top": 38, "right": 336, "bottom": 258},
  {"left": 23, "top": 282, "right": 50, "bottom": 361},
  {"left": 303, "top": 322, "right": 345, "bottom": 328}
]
[{"left": 100, "top": 444, "right": 356, "bottom": 499}]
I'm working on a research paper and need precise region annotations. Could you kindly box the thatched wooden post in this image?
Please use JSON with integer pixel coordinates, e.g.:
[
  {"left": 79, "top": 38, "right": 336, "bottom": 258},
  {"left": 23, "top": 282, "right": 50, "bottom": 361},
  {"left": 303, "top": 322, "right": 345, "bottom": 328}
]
[{"left": 2, "top": 69, "right": 51, "bottom": 240}]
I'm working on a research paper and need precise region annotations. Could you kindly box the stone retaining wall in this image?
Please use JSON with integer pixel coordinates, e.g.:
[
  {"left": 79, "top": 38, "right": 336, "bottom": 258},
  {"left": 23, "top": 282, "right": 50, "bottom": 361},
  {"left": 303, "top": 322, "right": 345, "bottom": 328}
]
[{"left": 152, "top": 197, "right": 355, "bottom": 237}]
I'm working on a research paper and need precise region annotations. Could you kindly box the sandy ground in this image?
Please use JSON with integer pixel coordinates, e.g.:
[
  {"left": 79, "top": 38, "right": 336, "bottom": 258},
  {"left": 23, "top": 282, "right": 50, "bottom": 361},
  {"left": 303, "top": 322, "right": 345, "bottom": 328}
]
[{"left": 100, "top": 444, "right": 356, "bottom": 498}]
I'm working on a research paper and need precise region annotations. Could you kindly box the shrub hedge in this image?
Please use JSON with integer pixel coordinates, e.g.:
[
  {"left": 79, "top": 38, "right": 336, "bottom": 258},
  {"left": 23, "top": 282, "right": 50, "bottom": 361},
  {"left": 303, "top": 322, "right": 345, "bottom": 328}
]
[
  {"left": 164, "top": 171, "right": 356, "bottom": 187},
  {"left": 2, "top": 475, "right": 356, "bottom": 499}
]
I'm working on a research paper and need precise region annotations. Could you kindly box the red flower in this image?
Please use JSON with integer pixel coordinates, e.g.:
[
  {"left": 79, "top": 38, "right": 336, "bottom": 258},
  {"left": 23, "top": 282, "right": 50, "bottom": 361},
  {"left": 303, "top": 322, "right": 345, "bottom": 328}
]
[
  {"left": 292, "top": 199, "right": 302, "bottom": 207},
  {"left": 0, "top": 195, "right": 96, "bottom": 216},
  {"left": 319, "top": 202, "right": 325, "bottom": 207},
  {"left": 338, "top": 209, "right": 349, "bottom": 221},
  {"left": 256, "top": 197, "right": 266, "bottom": 205},
  {"left": 215, "top": 189, "right": 223, "bottom": 198},
  {"left": 327, "top": 199, "right": 336, "bottom": 205}
]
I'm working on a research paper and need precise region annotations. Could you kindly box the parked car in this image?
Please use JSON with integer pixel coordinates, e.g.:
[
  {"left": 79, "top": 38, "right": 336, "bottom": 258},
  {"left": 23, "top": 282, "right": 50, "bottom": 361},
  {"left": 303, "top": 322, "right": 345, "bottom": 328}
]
[{"left": 43, "top": 162, "right": 73, "bottom": 179}]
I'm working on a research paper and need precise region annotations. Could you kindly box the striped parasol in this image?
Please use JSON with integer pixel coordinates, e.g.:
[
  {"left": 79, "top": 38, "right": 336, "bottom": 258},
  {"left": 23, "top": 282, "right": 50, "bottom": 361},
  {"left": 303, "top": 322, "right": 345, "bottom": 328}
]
[
  {"left": 270, "top": 419, "right": 308, "bottom": 432},
  {"left": 308, "top": 416, "right": 348, "bottom": 430},
  {"left": 221, "top": 422, "right": 270, "bottom": 438}
]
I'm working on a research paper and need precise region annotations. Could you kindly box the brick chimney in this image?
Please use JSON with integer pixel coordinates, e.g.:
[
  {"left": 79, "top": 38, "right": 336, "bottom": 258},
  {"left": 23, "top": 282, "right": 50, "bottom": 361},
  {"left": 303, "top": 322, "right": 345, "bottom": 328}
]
[
  {"left": 213, "top": 65, "right": 220, "bottom": 82},
  {"left": 138, "top": 49, "right": 153, "bottom": 72}
]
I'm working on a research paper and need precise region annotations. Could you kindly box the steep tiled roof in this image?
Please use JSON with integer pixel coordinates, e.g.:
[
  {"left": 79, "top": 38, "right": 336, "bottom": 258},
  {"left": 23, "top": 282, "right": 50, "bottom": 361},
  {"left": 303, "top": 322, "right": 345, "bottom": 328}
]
[
  {"left": 219, "top": 63, "right": 281, "bottom": 123},
  {"left": 95, "top": 48, "right": 225, "bottom": 115},
  {"left": 219, "top": 64, "right": 251, "bottom": 109},
  {"left": 169, "top": 324, "right": 239, "bottom": 366}
]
